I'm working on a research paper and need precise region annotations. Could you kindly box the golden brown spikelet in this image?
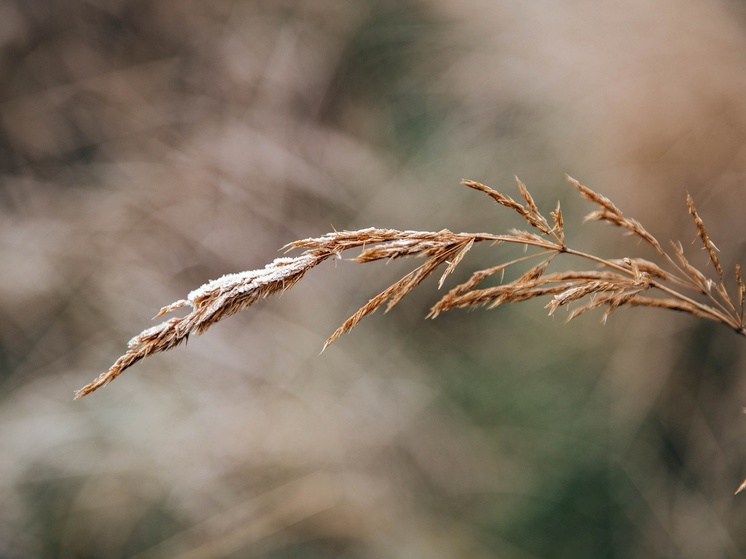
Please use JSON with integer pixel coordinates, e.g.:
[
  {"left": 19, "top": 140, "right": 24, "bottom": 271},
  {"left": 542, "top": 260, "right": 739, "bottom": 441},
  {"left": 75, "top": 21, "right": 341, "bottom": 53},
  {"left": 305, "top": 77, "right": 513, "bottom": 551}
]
[
  {"left": 687, "top": 194, "right": 723, "bottom": 281},
  {"left": 79, "top": 177, "right": 746, "bottom": 402}
]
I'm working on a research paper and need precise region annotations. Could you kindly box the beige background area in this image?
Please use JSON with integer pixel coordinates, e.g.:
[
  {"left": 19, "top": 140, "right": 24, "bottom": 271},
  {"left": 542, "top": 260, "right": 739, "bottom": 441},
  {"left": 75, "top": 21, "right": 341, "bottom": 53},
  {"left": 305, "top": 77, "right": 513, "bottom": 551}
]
[{"left": 1, "top": 1, "right": 746, "bottom": 557}]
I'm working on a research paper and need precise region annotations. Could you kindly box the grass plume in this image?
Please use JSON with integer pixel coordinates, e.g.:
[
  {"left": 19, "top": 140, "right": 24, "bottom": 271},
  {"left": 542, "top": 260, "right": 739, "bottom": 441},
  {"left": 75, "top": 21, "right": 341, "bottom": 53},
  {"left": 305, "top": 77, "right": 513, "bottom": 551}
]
[{"left": 77, "top": 176, "right": 746, "bottom": 401}]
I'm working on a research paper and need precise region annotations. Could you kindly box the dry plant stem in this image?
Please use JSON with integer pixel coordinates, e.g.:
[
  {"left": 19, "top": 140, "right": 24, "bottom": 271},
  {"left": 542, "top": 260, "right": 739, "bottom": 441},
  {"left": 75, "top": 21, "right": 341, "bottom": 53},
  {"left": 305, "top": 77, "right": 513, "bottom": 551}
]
[
  {"left": 77, "top": 176, "right": 746, "bottom": 401},
  {"left": 561, "top": 247, "right": 737, "bottom": 330}
]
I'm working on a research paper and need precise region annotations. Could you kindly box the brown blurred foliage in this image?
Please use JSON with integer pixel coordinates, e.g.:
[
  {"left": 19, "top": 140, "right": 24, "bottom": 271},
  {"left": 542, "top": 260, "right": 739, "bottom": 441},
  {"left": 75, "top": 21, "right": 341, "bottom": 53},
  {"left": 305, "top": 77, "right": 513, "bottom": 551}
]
[{"left": 2, "top": 1, "right": 746, "bottom": 557}]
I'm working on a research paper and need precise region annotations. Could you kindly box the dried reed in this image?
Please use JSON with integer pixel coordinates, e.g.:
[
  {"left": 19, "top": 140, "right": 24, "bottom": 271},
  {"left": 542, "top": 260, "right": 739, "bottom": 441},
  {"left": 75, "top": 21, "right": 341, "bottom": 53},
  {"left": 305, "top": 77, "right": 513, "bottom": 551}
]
[{"left": 77, "top": 177, "right": 745, "bottom": 404}]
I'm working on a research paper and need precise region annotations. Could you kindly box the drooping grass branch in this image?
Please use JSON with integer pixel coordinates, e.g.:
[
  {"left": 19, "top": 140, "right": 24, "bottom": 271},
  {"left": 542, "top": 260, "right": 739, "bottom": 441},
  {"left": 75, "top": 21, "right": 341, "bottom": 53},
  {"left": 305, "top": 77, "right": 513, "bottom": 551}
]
[{"left": 76, "top": 176, "right": 746, "bottom": 400}]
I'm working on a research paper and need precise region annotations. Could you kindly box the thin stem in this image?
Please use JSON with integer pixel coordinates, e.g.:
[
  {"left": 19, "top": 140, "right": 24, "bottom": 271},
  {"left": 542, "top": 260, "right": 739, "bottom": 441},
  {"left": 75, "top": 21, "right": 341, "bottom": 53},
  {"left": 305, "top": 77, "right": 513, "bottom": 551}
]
[{"left": 651, "top": 281, "right": 741, "bottom": 332}]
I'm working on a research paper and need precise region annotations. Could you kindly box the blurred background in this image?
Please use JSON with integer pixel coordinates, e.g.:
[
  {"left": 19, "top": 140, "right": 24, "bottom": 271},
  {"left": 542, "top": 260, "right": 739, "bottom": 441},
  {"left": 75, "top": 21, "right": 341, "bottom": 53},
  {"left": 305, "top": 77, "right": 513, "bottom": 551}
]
[{"left": 2, "top": 0, "right": 746, "bottom": 557}]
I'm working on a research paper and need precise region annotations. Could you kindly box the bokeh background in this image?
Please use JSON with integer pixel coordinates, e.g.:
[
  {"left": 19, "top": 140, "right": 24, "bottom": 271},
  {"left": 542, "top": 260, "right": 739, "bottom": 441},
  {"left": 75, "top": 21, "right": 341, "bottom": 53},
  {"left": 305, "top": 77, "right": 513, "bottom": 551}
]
[{"left": 2, "top": 1, "right": 746, "bottom": 557}]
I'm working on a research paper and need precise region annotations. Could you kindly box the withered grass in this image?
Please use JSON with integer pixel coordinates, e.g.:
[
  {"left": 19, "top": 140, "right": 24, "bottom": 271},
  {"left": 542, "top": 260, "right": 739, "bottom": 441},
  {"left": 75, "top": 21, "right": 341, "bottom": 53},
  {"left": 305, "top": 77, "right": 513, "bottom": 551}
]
[{"left": 77, "top": 177, "right": 746, "bottom": 403}]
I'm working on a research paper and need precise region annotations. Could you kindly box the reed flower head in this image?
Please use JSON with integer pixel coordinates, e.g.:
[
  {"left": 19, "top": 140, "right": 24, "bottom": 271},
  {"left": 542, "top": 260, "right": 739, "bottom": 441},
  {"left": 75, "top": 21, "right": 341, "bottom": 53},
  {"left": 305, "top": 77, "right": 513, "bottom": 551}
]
[{"left": 77, "top": 177, "right": 745, "bottom": 402}]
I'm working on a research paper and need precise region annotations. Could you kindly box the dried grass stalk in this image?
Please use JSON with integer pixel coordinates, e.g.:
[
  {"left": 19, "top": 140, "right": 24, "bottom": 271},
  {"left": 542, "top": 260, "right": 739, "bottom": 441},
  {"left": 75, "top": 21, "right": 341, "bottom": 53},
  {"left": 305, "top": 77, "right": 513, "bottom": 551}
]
[{"left": 78, "top": 177, "right": 746, "bottom": 403}]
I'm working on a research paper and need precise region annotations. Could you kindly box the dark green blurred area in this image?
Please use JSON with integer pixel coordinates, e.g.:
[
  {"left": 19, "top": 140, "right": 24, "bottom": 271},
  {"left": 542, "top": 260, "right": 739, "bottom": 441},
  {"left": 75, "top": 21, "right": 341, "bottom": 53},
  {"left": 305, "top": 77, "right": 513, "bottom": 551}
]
[{"left": 2, "top": 1, "right": 746, "bottom": 558}]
